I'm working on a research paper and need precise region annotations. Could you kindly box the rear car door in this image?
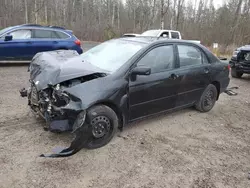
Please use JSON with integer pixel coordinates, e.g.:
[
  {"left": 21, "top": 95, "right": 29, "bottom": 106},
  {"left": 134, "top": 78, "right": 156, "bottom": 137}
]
[
  {"left": 30, "top": 29, "right": 60, "bottom": 56},
  {"left": 129, "top": 44, "right": 182, "bottom": 120},
  {"left": 174, "top": 44, "right": 211, "bottom": 106},
  {"left": 0, "top": 29, "right": 33, "bottom": 60}
]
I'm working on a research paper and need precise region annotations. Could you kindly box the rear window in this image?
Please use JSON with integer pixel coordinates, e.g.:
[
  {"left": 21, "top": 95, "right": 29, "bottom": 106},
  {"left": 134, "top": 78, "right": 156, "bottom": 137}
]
[
  {"left": 171, "top": 32, "right": 180, "bottom": 39},
  {"left": 33, "top": 30, "right": 54, "bottom": 38}
]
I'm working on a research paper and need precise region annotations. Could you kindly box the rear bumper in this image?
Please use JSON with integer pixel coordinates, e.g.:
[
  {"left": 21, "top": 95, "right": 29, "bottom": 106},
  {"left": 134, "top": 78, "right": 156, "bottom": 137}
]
[
  {"left": 220, "top": 77, "right": 230, "bottom": 94},
  {"left": 77, "top": 48, "right": 83, "bottom": 54},
  {"left": 72, "top": 46, "right": 83, "bottom": 54}
]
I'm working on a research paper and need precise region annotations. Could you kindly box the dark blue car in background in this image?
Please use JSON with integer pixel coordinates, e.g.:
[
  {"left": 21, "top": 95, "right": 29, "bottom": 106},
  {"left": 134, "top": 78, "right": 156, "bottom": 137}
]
[{"left": 0, "top": 24, "right": 83, "bottom": 62}]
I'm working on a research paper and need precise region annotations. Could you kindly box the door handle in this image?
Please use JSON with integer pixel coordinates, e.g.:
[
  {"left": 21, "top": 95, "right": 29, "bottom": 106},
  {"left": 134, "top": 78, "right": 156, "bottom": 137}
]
[
  {"left": 204, "top": 68, "right": 210, "bottom": 74},
  {"left": 169, "top": 73, "right": 179, "bottom": 80}
]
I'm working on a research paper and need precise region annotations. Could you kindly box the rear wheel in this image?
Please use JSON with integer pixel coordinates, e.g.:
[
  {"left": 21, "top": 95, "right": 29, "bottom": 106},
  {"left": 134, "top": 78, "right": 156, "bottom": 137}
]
[
  {"left": 83, "top": 105, "right": 118, "bottom": 149},
  {"left": 231, "top": 68, "right": 243, "bottom": 78},
  {"left": 195, "top": 84, "right": 218, "bottom": 112}
]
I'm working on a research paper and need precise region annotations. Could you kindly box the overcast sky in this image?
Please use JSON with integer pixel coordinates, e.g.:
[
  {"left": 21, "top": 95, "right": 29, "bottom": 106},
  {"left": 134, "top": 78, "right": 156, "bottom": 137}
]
[
  {"left": 209, "top": 0, "right": 226, "bottom": 8},
  {"left": 187, "top": 0, "right": 226, "bottom": 9}
]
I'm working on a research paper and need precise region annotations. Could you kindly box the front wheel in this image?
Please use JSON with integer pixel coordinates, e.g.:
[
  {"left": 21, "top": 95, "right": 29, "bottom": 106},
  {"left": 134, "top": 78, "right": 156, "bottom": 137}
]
[
  {"left": 231, "top": 68, "right": 243, "bottom": 78},
  {"left": 195, "top": 84, "right": 218, "bottom": 112},
  {"left": 83, "top": 105, "right": 118, "bottom": 149}
]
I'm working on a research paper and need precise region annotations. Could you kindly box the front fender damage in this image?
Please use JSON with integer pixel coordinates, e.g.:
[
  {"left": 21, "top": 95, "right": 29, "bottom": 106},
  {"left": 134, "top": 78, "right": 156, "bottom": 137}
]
[
  {"left": 40, "top": 124, "right": 92, "bottom": 158},
  {"left": 40, "top": 111, "right": 92, "bottom": 158}
]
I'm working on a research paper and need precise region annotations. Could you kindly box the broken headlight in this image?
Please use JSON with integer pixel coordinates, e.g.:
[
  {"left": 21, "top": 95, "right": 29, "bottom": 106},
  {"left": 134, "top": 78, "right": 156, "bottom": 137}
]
[
  {"left": 232, "top": 50, "right": 239, "bottom": 58},
  {"left": 52, "top": 90, "right": 70, "bottom": 107}
]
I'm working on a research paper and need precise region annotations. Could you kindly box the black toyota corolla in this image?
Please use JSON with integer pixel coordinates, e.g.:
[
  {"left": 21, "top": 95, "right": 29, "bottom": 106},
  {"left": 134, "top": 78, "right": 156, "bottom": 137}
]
[{"left": 21, "top": 37, "right": 230, "bottom": 157}]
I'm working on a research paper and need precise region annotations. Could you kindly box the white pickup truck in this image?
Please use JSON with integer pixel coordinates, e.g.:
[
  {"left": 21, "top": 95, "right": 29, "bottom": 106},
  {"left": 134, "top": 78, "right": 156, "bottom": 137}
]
[
  {"left": 123, "top": 29, "right": 181, "bottom": 39},
  {"left": 141, "top": 29, "right": 182, "bottom": 39},
  {"left": 123, "top": 29, "right": 200, "bottom": 44}
]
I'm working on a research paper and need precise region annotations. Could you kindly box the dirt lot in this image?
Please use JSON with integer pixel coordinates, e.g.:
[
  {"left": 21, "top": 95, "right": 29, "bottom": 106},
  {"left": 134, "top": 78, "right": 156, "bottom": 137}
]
[{"left": 1, "top": 49, "right": 250, "bottom": 188}]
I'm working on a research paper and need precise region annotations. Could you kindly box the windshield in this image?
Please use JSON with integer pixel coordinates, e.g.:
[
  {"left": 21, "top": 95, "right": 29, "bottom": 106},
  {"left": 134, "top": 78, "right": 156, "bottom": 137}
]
[
  {"left": 141, "top": 30, "right": 161, "bottom": 36},
  {"left": 80, "top": 39, "right": 145, "bottom": 73},
  {"left": 0, "top": 27, "right": 13, "bottom": 37}
]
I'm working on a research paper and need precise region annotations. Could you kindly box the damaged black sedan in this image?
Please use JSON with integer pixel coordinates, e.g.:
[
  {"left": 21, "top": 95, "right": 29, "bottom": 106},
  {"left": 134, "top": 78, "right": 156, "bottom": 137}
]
[{"left": 21, "top": 38, "right": 230, "bottom": 157}]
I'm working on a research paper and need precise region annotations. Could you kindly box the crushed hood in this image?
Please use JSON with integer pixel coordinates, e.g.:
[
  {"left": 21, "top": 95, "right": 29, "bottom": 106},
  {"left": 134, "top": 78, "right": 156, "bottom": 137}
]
[{"left": 29, "top": 50, "right": 108, "bottom": 90}]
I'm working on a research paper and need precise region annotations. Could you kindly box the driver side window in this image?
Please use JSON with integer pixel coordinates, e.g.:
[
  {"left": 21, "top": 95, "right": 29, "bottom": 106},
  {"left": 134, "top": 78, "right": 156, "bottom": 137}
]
[
  {"left": 137, "top": 45, "right": 174, "bottom": 74},
  {"left": 7, "top": 29, "right": 31, "bottom": 39}
]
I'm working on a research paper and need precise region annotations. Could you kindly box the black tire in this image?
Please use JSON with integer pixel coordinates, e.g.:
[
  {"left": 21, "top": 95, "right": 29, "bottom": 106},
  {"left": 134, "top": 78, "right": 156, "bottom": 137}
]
[
  {"left": 83, "top": 105, "right": 118, "bottom": 149},
  {"left": 195, "top": 84, "right": 218, "bottom": 112},
  {"left": 231, "top": 68, "right": 243, "bottom": 78}
]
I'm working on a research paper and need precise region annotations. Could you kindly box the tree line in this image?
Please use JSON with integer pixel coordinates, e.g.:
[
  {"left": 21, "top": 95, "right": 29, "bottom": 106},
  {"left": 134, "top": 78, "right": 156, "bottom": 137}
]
[{"left": 0, "top": 0, "right": 249, "bottom": 48}]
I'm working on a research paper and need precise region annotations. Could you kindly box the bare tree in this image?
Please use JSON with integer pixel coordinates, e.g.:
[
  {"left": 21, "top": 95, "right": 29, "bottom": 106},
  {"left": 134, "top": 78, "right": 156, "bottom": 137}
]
[
  {"left": 0, "top": 0, "right": 250, "bottom": 47},
  {"left": 160, "top": 0, "right": 171, "bottom": 29}
]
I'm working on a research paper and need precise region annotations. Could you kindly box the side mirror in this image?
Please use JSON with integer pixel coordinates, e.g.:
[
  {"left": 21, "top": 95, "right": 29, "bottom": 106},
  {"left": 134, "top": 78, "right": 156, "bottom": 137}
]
[
  {"left": 130, "top": 66, "right": 151, "bottom": 81},
  {"left": 132, "top": 66, "right": 151, "bottom": 76},
  {"left": 4, "top": 35, "right": 13, "bottom": 41}
]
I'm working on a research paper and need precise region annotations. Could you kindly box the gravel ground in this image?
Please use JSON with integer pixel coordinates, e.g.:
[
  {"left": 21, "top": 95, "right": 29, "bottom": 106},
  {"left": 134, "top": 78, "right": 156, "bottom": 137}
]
[{"left": 0, "top": 44, "right": 250, "bottom": 188}]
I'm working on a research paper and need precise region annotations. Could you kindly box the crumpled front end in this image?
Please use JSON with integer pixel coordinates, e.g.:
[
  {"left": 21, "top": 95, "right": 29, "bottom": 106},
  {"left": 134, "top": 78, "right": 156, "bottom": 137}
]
[
  {"left": 230, "top": 50, "right": 250, "bottom": 74},
  {"left": 21, "top": 50, "right": 107, "bottom": 132},
  {"left": 20, "top": 50, "right": 110, "bottom": 157},
  {"left": 27, "top": 81, "right": 85, "bottom": 132},
  {"left": 22, "top": 80, "right": 100, "bottom": 158}
]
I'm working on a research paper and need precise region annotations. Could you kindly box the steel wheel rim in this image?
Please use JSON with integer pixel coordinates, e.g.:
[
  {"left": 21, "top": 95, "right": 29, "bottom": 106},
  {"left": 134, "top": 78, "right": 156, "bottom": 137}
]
[
  {"left": 204, "top": 90, "right": 215, "bottom": 108},
  {"left": 91, "top": 116, "right": 111, "bottom": 139}
]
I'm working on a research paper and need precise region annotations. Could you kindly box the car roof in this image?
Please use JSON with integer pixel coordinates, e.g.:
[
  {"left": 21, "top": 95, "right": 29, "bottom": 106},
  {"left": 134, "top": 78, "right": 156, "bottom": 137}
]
[
  {"left": 145, "top": 29, "right": 180, "bottom": 32},
  {"left": 119, "top": 37, "right": 200, "bottom": 45},
  {"left": 6, "top": 24, "right": 67, "bottom": 32},
  {"left": 118, "top": 37, "right": 218, "bottom": 61}
]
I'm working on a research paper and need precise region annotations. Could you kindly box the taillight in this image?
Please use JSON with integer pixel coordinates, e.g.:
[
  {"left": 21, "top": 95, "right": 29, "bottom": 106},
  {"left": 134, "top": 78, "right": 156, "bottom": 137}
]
[
  {"left": 74, "top": 40, "right": 81, "bottom": 46},
  {"left": 228, "top": 64, "right": 230, "bottom": 70}
]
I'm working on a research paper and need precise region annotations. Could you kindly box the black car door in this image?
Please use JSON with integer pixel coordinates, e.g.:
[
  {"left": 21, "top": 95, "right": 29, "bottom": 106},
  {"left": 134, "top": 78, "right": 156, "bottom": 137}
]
[
  {"left": 174, "top": 44, "right": 212, "bottom": 107},
  {"left": 129, "top": 44, "right": 182, "bottom": 120}
]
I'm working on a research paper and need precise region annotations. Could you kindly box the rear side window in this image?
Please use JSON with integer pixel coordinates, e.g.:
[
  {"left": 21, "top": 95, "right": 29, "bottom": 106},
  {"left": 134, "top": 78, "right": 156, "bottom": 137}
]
[
  {"left": 55, "top": 31, "right": 70, "bottom": 39},
  {"left": 9, "top": 29, "right": 31, "bottom": 39},
  {"left": 178, "top": 45, "right": 202, "bottom": 67},
  {"left": 160, "top": 32, "right": 169, "bottom": 38},
  {"left": 32, "top": 29, "right": 69, "bottom": 39},
  {"left": 171, "top": 32, "right": 180, "bottom": 39},
  {"left": 33, "top": 30, "right": 53, "bottom": 38}
]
